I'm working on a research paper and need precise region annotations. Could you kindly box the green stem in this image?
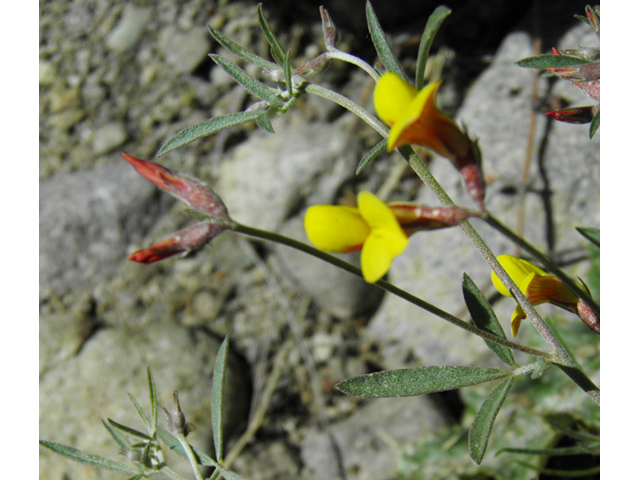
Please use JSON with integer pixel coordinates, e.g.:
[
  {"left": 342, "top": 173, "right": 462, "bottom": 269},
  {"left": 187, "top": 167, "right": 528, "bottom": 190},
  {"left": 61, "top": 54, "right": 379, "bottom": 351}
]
[
  {"left": 482, "top": 211, "right": 600, "bottom": 316},
  {"left": 396, "top": 148, "right": 599, "bottom": 404},
  {"left": 175, "top": 435, "right": 204, "bottom": 480},
  {"left": 325, "top": 50, "right": 381, "bottom": 80},
  {"left": 232, "top": 222, "right": 550, "bottom": 359},
  {"left": 304, "top": 83, "right": 389, "bottom": 137}
]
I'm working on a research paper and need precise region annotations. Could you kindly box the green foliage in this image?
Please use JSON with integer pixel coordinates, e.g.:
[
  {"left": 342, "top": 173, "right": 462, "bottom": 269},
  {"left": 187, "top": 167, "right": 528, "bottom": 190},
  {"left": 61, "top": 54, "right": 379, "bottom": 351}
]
[
  {"left": 516, "top": 54, "right": 592, "bottom": 69},
  {"left": 415, "top": 6, "right": 451, "bottom": 90},
  {"left": 365, "top": 0, "right": 409, "bottom": 82},
  {"left": 462, "top": 274, "right": 516, "bottom": 367},
  {"left": 336, "top": 366, "right": 511, "bottom": 398}
]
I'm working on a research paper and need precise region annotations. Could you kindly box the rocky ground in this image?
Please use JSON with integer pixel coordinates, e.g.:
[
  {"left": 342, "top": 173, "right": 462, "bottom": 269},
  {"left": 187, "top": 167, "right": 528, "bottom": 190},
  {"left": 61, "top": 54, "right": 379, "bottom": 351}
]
[{"left": 40, "top": 1, "right": 599, "bottom": 479}]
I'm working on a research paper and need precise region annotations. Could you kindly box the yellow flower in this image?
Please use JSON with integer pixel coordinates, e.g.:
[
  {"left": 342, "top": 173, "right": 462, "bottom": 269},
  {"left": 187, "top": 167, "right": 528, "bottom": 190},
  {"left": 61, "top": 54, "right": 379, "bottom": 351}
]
[
  {"left": 373, "top": 72, "right": 474, "bottom": 159},
  {"left": 373, "top": 72, "right": 485, "bottom": 209},
  {"left": 304, "top": 192, "right": 409, "bottom": 283},
  {"left": 491, "top": 255, "right": 580, "bottom": 337}
]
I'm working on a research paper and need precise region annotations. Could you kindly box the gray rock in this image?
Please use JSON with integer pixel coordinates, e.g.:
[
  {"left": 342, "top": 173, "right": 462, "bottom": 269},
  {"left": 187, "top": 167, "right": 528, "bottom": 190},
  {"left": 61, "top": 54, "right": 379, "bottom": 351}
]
[
  {"left": 302, "top": 396, "right": 454, "bottom": 480},
  {"left": 39, "top": 323, "right": 251, "bottom": 480},
  {"left": 91, "top": 122, "right": 128, "bottom": 155},
  {"left": 160, "top": 26, "right": 212, "bottom": 74},
  {"left": 39, "top": 161, "right": 173, "bottom": 299},
  {"left": 214, "top": 116, "right": 356, "bottom": 232},
  {"left": 106, "top": 5, "right": 152, "bottom": 53}
]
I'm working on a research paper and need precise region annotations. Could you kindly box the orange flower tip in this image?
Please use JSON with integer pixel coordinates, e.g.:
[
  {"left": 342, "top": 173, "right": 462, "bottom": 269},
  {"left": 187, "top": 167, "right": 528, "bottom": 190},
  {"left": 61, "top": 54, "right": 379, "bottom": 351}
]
[{"left": 128, "top": 247, "right": 183, "bottom": 264}]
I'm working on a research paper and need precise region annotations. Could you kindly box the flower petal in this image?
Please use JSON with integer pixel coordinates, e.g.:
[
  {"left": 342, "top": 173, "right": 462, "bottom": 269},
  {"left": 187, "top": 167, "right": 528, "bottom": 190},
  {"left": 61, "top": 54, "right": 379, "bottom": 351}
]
[
  {"left": 357, "top": 192, "right": 409, "bottom": 282},
  {"left": 492, "top": 255, "right": 547, "bottom": 297},
  {"left": 304, "top": 205, "right": 370, "bottom": 252},
  {"left": 373, "top": 72, "right": 417, "bottom": 127}
]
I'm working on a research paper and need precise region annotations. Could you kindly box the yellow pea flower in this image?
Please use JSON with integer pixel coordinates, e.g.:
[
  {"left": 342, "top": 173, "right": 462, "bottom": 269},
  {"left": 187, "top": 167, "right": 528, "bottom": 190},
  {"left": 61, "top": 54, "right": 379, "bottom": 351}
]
[
  {"left": 304, "top": 192, "right": 409, "bottom": 283},
  {"left": 491, "top": 255, "right": 581, "bottom": 337},
  {"left": 373, "top": 72, "right": 485, "bottom": 208}
]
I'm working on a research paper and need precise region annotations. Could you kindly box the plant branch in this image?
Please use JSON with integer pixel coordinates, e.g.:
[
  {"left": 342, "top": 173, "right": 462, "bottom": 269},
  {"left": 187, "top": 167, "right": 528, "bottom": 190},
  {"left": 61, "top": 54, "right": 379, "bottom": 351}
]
[{"left": 232, "top": 222, "right": 551, "bottom": 359}]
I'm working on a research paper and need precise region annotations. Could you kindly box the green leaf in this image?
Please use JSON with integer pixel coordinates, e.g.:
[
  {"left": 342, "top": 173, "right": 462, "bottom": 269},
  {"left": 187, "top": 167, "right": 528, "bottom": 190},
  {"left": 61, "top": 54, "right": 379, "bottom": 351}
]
[
  {"left": 576, "top": 227, "right": 600, "bottom": 248},
  {"left": 257, "top": 3, "right": 286, "bottom": 66},
  {"left": 217, "top": 465, "right": 253, "bottom": 480},
  {"left": 128, "top": 393, "right": 153, "bottom": 436},
  {"left": 212, "top": 337, "right": 229, "bottom": 462},
  {"left": 283, "top": 50, "right": 293, "bottom": 96},
  {"left": 157, "top": 110, "right": 264, "bottom": 156},
  {"left": 462, "top": 274, "right": 516, "bottom": 366},
  {"left": 157, "top": 428, "right": 217, "bottom": 466},
  {"left": 147, "top": 367, "right": 158, "bottom": 432},
  {"left": 365, "top": 0, "right": 410, "bottom": 82},
  {"left": 336, "top": 366, "right": 510, "bottom": 398},
  {"left": 469, "top": 376, "right": 515, "bottom": 464},
  {"left": 255, "top": 111, "right": 275, "bottom": 133},
  {"left": 356, "top": 139, "right": 387, "bottom": 174},
  {"left": 209, "top": 54, "right": 285, "bottom": 107},
  {"left": 106, "top": 418, "right": 153, "bottom": 442},
  {"left": 516, "top": 54, "right": 592, "bottom": 69},
  {"left": 207, "top": 25, "right": 280, "bottom": 71},
  {"left": 102, "top": 419, "right": 133, "bottom": 452},
  {"left": 589, "top": 110, "right": 600, "bottom": 138},
  {"left": 415, "top": 6, "right": 451, "bottom": 90},
  {"left": 39, "top": 440, "right": 140, "bottom": 475}
]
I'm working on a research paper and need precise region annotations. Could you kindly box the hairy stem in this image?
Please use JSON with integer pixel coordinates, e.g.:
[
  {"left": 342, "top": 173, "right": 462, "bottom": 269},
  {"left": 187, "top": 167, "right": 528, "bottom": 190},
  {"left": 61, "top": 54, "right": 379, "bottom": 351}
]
[{"left": 232, "top": 222, "right": 551, "bottom": 359}]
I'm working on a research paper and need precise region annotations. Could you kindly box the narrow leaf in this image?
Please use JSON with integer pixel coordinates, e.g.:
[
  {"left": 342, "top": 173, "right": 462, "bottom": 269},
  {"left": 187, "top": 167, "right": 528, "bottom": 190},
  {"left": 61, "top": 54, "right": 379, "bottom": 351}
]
[
  {"left": 157, "top": 110, "right": 264, "bottom": 156},
  {"left": 128, "top": 393, "right": 152, "bottom": 435},
  {"left": 39, "top": 440, "right": 140, "bottom": 475},
  {"left": 336, "top": 366, "right": 510, "bottom": 398},
  {"left": 107, "top": 418, "right": 153, "bottom": 441},
  {"left": 589, "top": 110, "right": 599, "bottom": 138},
  {"left": 576, "top": 227, "right": 599, "bottom": 247},
  {"left": 147, "top": 368, "right": 158, "bottom": 431},
  {"left": 207, "top": 25, "right": 280, "bottom": 71},
  {"left": 212, "top": 337, "right": 229, "bottom": 462},
  {"left": 462, "top": 274, "right": 516, "bottom": 366},
  {"left": 415, "top": 6, "right": 451, "bottom": 90},
  {"left": 469, "top": 376, "right": 515, "bottom": 464},
  {"left": 255, "top": 112, "right": 275, "bottom": 133},
  {"left": 257, "top": 3, "right": 286, "bottom": 66},
  {"left": 102, "top": 419, "right": 133, "bottom": 452},
  {"left": 217, "top": 465, "right": 253, "bottom": 480},
  {"left": 283, "top": 50, "right": 293, "bottom": 96},
  {"left": 365, "top": 0, "right": 410, "bottom": 82},
  {"left": 157, "top": 428, "right": 217, "bottom": 466},
  {"left": 516, "top": 54, "right": 592, "bottom": 69},
  {"left": 356, "top": 139, "right": 387, "bottom": 174},
  {"left": 209, "top": 55, "right": 284, "bottom": 107}
]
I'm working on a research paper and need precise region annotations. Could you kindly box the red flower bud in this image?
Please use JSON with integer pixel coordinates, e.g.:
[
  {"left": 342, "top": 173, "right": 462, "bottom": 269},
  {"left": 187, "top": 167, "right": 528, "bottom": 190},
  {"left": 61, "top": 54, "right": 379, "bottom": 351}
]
[
  {"left": 122, "top": 153, "right": 230, "bottom": 220},
  {"left": 128, "top": 221, "right": 229, "bottom": 264}
]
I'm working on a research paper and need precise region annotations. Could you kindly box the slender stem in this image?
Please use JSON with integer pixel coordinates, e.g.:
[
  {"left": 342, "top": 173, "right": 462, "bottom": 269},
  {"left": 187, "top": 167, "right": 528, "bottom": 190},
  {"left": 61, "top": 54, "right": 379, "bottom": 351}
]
[
  {"left": 483, "top": 211, "right": 600, "bottom": 316},
  {"left": 232, "top": 222, "right": 551, "bottom": 359},
  {"left": 396, "top": 148, "right": 599, "bottom": 403},
  {"left": 325, "top": 50, "right": 381, "bottom": 81},
  {"left": 175, "top": 435, "right": 204, "bottom": 480},
  {"left": 304, "top": 83, "right": 389, "bottom": 137},
  {"left": 160, "top": 466, "right": 192, "bottom": 480}
]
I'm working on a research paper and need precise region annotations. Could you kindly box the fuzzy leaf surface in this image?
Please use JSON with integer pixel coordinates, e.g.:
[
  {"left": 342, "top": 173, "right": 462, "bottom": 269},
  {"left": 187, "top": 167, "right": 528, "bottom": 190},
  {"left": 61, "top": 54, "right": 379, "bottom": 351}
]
[
  {"left": 517, "top": 54, "right": 592, "bottom": 69},
  {"left": 207, "top": 25, "right": 280, "bottom": 71},
  {"left": 415, "top": 6, "right": 451, "bottom": 90},
  {"left": 336, "top": 366, "right": 510, "bottom": 398},
  {"left": 157, "top": 111, "right": 264, "bottom": 156},
  {"left": 469, "top": 376, "right": 515, "bottom": 464},
  {"left": 576, "top": 227, "right": 600, "bottom": 248},
  {"left": 365, "top": 0, "right": 409, "bottom": 82},
  {"left": 39, "top": 440, "right": 140, "bottom": 475},
  {"left": 462, "top": 273, "right": 516, "bottom": 366},
  {"left": 212, "top": 337, "right": 229, "bottom": 462}
]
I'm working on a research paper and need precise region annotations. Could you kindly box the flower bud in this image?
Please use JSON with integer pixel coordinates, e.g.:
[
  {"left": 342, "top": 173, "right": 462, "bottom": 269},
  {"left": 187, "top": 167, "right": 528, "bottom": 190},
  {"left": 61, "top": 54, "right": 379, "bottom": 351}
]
[
  {"left": 122, "top": 153, "right": 230, "bottom": 220},
  {"left": 128, "top": 221, "right": 229, "bottom": 264},
  {"left": 388, "top": 203, "right": 479, "bottom": 235}
]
